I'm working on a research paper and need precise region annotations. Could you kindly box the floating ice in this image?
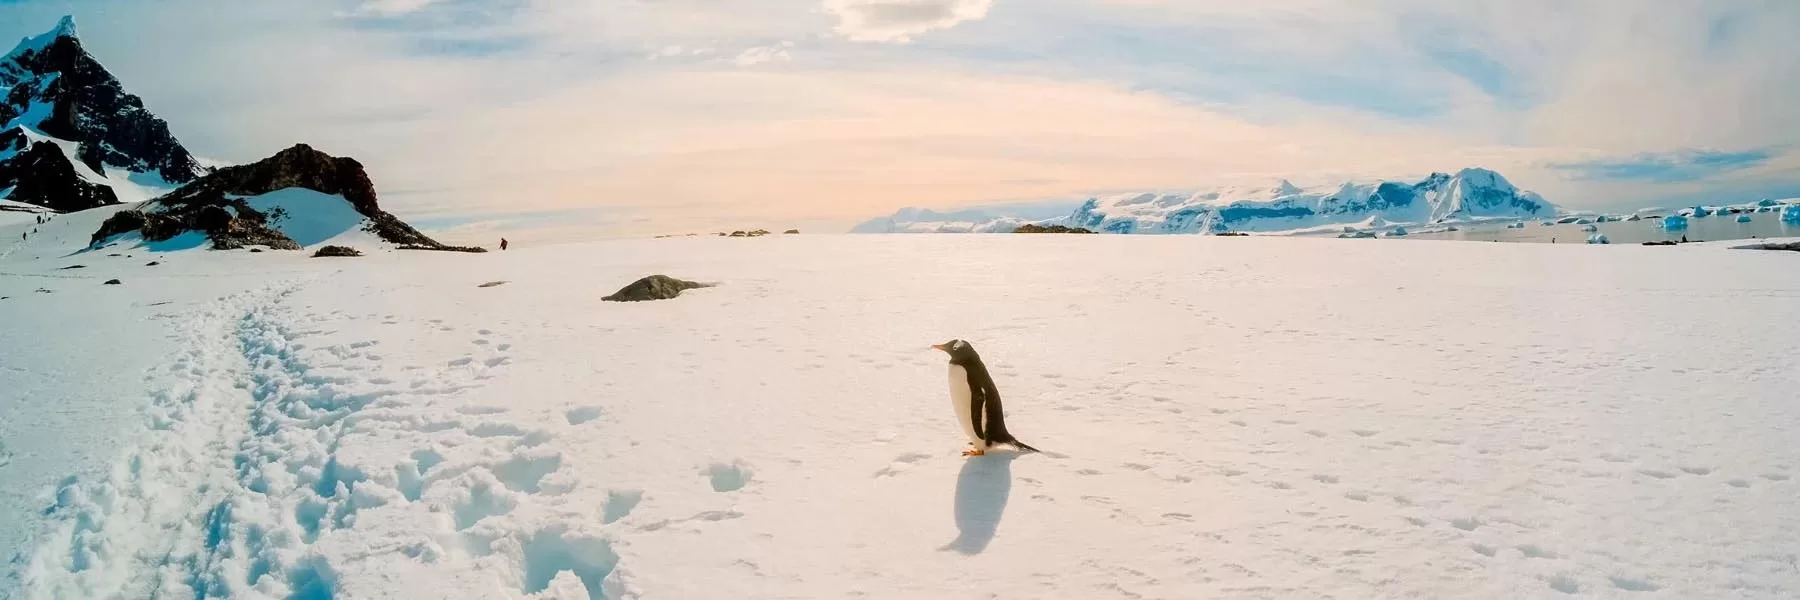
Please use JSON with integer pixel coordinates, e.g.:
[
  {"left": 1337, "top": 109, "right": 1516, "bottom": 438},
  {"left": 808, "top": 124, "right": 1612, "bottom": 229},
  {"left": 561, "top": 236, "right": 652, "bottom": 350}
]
[
  {"left": 1661, "top": 215, "right": 1689, "bottom": 230},
  {"left": 1587, "top": 233, "right": 1609, "bottom": 244}
]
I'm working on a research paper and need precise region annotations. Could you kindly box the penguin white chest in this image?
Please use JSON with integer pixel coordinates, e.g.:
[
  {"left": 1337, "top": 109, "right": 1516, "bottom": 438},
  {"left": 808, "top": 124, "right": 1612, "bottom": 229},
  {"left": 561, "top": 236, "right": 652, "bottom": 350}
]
[{"left": 947, "top": 364, "right": 983, "bottom": 445}]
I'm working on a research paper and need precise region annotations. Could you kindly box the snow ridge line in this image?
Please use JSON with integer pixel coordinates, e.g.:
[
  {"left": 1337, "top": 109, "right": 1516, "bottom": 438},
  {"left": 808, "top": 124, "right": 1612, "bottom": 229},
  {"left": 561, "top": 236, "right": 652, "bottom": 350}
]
[{"left": 12, "top": 278, "right": 312, "bottom": 600}]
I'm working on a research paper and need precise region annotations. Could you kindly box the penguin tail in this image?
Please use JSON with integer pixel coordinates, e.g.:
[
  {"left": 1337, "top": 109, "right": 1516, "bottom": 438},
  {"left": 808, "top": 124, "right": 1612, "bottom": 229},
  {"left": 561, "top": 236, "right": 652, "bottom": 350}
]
[{"left": 1009, "top": 440, "right": 1041, "bottom": 453}]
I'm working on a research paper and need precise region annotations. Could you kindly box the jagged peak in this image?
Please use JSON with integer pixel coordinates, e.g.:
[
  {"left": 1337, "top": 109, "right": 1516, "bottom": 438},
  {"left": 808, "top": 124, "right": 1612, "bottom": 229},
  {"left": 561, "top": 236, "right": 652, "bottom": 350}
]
[{"left": 7, "top": 15, "right": 80, "bottom": 60}]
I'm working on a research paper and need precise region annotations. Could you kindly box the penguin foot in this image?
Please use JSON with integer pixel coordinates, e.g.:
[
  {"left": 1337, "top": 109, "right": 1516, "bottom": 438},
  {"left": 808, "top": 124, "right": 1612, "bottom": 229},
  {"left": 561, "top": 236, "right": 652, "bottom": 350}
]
[{"left": 961, "top": 448, "right": 986, "bottom": 457}]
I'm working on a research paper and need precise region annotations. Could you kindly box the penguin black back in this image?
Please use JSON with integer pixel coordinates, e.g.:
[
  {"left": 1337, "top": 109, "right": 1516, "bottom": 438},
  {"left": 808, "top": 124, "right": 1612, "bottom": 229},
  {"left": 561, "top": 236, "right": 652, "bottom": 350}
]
[{"left": 933, "top": 339, "right": 1040, "bottom": 453}]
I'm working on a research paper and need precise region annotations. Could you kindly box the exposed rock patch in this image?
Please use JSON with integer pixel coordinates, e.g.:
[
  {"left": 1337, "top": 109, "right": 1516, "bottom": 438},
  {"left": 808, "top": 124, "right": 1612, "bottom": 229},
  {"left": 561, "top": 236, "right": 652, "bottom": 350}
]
[
  {"left": 312, "top": 245, "right": 362, "bottom": 257},
  {"left": 1014, "top": 224, "right": 1095, "bottom": 234},
  {"left": 602, "top": 275, "right": 712, "bottom": 302}
]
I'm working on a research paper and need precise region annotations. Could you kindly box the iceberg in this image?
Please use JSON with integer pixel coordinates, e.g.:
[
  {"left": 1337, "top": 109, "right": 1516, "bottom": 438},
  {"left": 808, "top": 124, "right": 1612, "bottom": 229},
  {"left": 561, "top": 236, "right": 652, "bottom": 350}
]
[
  {"left": 1783, "top": 204, "right": 1800, "bottom": 224},
  {"left": 1587, "top": 233, "right": 1609, "bottom": 244},
  {"left": 1581, "top": 224, "right": 1598, "bottom": 232},
  {"left": 1661, "top": 215, "right": 1689, "bottom": 230},
  {"left": 1736, "top": 214, "right": 1753, "bottom": 223},
  {"left": 1385, "top": 227, "right": 1409, "bottom": 237}
]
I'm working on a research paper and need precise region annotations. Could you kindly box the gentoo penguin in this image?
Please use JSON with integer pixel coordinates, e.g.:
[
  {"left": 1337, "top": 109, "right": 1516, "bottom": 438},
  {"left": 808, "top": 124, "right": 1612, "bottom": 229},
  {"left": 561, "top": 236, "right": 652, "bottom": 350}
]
[{"left": 931, "top": 339, "right": 1040, "bottom": 456}]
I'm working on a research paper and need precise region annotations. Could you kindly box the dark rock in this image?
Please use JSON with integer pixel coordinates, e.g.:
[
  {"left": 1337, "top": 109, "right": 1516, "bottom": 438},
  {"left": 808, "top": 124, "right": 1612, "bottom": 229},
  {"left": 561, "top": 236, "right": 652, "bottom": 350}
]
[
  {"left": 783, "top": 229, "right": 799, "bottom": 234},
  {"left": 397, "top": 244, "right": 487, "bottom": 253},
  {"left": 1641, "top": 240, "right": 1679, "bottom": 246},
  {"left": 1735, "top": 241, "right": 1800, "bottom": 252},
  {"left": 1213, "top": 232, "right": 1251, "bottom": 237},
  {"left": 1014, "top": 224, "right": 1096, "bottom": 234},
  {"left": 103, "top": 278, "right": 120, "bottom": 285},
  {"left": 58, "top": 264, "right": 85, "bottom": 269},
  {"left": 145, "top": 261, "right": 160, "bottom": 266},
  {"left": 312, "top": 245, "right": 362, "bottom": 257},
  {"left": 0, "top": 140, "right": 119, "bottom": 211},
  {"left": 729, "top": 231, "right": 747, "bottom": 237},
  {"left": 478, "top": 280, "right": 508, "bottom": 288},
  {"left": 248, "top": 248, "right": 263, "bottom": 253},
  {"left": 602, "top": 275, "right": 712, "bottom": 302}
]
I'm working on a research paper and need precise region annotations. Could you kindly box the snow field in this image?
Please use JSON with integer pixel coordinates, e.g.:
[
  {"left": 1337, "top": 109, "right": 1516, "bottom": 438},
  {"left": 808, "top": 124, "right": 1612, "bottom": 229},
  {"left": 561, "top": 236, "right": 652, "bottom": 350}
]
[{"left": 3, "top": 232, "right": 1799, "bottom": 599}]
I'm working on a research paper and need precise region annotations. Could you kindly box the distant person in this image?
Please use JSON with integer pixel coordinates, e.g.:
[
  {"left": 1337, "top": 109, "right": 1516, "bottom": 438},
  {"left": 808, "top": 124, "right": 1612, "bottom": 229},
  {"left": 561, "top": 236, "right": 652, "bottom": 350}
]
[{"left": 500, "top": 238, "right": 509, "bottom": 251}]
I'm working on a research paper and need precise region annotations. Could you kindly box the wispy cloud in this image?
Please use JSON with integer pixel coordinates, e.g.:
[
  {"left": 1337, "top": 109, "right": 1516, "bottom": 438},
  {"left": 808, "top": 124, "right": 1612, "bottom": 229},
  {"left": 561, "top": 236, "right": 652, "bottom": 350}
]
[
  {"left": 823, "top": 0, "right": 994, "bottom": 42},
  {"left": 1547, "top": 149, "right": 1778, "bottom": 182},
  {"left": 735, "top": 42, "right": 794, "bottom": 67}
]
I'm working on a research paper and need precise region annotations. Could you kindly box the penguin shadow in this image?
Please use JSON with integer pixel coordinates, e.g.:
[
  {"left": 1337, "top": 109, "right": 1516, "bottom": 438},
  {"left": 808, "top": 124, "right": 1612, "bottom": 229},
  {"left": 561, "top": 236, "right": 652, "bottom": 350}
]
[{"left": 940, "top": 451, "right": 1020, "bottom": 555}]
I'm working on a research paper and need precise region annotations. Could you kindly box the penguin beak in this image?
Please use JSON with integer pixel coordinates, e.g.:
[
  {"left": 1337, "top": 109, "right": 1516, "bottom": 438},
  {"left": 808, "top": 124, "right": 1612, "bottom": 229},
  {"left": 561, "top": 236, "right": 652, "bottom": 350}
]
[{"left": 930, "top": 343, "right": 947, "bottom": 352}]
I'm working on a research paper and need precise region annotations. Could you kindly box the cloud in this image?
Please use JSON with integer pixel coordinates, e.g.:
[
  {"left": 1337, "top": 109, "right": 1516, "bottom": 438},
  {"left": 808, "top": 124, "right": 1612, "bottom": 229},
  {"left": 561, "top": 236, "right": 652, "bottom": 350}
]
[
  {"left": 1545, "top": 148, "right": 1779, "bottom": 182},
  {"left": 734, "top": 42, "right": 794, "bottom": 66},
  {"left": 823, "top": 0, "right": 994, "bottom": 42},
  {"left": 354, "top": 0, "right": 440, "bottom": 16}
]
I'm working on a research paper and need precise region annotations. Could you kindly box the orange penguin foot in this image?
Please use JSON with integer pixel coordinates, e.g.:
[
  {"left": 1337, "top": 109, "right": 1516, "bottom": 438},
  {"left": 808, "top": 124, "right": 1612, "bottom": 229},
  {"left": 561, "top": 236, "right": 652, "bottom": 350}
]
[{"left": 962, "top": 448, "right": 986, "bottom": 457}]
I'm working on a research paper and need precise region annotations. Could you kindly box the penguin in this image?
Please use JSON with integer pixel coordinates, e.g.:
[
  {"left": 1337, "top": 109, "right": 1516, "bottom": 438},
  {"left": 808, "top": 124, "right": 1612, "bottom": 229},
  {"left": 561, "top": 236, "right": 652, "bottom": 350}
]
[{"left": 931, "top": 339, "right": 1040, "bottom": 456}]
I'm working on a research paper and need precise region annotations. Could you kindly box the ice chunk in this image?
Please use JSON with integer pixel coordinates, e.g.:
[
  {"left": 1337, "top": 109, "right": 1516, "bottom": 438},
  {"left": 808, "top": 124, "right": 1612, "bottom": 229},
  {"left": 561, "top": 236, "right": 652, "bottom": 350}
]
[
  {"left": 1736, "top": 214, "right": 1753, "bottom": 223},
  {"left": 1661, "top": 215, "right": 1689, "bottom": 230},
  {"left": 1783, "top": 204, "right": 1800, "bottom": 224},
  {"left": 1384, "top": 227, "right": 1408, "bottom": 237},
  {"left": 1587, "top": 233, "right": 1609, "bottom": 244},
  {"left": 1581, "top": 224, "right": 1598, "bottom": 232}
]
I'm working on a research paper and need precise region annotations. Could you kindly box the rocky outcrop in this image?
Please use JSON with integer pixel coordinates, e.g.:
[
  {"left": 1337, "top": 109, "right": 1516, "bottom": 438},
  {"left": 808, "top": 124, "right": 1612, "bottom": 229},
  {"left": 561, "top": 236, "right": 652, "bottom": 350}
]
[
  {"left": 602, "top": 275, "right": 712, "bottom": 302},
  {"left": 2, "top": 16, "right": 203, "bottom": 211},
  {"left": 90, "top": 144, "right": 467, "bottom": 252},
  {"left": 312, "top": 245, "right": 362, "bottom": 257},
  {"left": 1013, "top": 224, "right": 1094, "bottom": 234},
  {"left": 0, "top": 132, "right": 117, "bottom": 211}
]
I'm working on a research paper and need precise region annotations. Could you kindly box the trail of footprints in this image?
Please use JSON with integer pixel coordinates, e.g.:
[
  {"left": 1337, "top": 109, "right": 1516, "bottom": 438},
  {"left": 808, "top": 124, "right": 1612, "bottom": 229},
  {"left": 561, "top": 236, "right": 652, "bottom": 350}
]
[{"left": 169, "top": 303, "right": 759, "bottom": 599}]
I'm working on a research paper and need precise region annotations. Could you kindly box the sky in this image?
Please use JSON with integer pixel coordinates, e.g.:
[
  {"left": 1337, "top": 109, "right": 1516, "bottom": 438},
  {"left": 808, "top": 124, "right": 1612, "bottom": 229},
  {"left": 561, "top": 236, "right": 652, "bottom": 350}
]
[{"left": 3, "top": 0, "right": 1799, "bottom": 239}]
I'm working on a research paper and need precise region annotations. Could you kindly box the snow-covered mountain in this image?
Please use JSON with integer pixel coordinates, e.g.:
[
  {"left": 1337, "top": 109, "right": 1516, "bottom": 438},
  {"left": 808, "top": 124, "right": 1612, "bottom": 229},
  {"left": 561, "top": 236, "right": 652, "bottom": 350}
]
[
  {"left": 857, "top": 168, "right": 1559, "bottom": 234},
  {"left": 89, "top": 144, "right": 478, "bottom": 252},
  {"left": 0, "top": 16, "right": 202, "bottom": 212}
]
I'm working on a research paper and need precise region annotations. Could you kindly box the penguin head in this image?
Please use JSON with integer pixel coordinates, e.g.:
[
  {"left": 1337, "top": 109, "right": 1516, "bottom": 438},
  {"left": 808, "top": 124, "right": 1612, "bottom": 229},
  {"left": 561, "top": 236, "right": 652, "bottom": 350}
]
[{"left": 931, "top": 339, "right": 978, "bottom": 362}]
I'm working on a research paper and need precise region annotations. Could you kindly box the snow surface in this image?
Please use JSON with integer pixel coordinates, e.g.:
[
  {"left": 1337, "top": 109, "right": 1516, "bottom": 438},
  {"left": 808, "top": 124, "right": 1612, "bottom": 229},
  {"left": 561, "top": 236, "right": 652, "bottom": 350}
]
[
  {"left": 237, "top": 188, "right": 384, "bottom": 248},
  {"left": 3, "top": 224, "right": 1800, "bottom": 599}
]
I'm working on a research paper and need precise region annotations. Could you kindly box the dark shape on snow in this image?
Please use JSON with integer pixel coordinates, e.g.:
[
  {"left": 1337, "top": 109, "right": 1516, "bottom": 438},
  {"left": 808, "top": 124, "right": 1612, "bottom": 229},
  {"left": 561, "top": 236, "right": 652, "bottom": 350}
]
[
  {"left": 89, "top": 144, "right": 462, "bottom": 252},
  {"left": 103, "top": 278, "right": 120, "bottom": 285},
  {"left": 478, "top": 280, "right": 508, "bottom": 288},
  {"left": 783, "top": 229, "right": 799, "bottom": 234},
  {"left": 145, "top": 261, "right": 159, "bottom": 266},
  {"left": 248, "top": 247, "right": 263, "bottom": 252},
  {"left": 1642, "top": 240, "right": 1679, "bottom": 246},
  {"left": 1214, "top": 231, "right": 1251, "bottom": 237},
  {"left": 57, "top": 264, "right": 84, "bottom": 269},
  {"left": 602, "top": 275, "right": 712, "bottom": 302},
  {"left": 1013, "top": 224, "right": 1095, "bottom": 234},
  {"left": 1, "top": 16, "right": 204, "bottom": 212},
  {"left": 312, "top": 245, "right": 362, "bottom": 257}
]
